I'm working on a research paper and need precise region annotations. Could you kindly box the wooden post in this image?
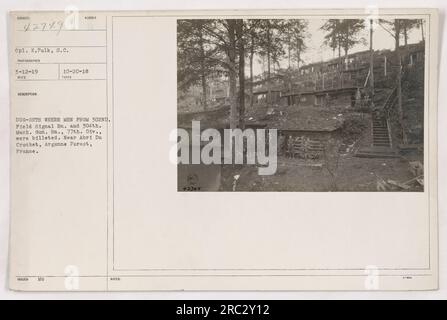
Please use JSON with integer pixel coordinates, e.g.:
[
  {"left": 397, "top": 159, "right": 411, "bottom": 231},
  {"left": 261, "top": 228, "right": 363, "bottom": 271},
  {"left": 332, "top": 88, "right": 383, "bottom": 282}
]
[
  {"left": 369, "top": 19, "right": 375, "bottom": 97},
  {"left": 395, "top": 20, "right": 407, "bottom": 144},
  {"left": 384, "top": 55, "right": 387, "bottom": 77}
]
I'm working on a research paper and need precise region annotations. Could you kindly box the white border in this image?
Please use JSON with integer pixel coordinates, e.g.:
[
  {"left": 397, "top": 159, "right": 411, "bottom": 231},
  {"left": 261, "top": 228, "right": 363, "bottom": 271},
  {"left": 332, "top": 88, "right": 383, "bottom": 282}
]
[{"left": 0, "top": 0, "right": 445, "bottom": 299}]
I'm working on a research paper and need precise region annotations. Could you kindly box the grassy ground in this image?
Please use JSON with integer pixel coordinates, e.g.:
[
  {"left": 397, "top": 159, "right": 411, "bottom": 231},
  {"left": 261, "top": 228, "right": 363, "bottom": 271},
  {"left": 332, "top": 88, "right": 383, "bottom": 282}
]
[{"left": 219, "top": 154, "right": 423, "bottom": 192}]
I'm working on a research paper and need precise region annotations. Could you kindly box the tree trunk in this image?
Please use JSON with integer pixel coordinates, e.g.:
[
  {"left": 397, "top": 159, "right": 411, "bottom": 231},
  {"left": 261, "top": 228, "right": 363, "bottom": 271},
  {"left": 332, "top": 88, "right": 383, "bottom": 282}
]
[
  {"left": 236, "top": 20, "right": 245, "bottom": 129},
  {"left": 227, "top": 20, "right": 238, "bottom": 129},
  {"left": 201, "top": 74, "right": 207, "bottom": 110},
  {"left": 338, "top": 43, "right": 342, "bottom": 67},
  {"left": 336, "top": 20, "right": 342, "bottom": 69},
  {"left": 420, "top": 19, "right": 425, "bottom": 41},
  {"left": 266, "top": 20, "right": 272, "bottom": 109},
  {"left": 344, "top": 25, "right": 350, "bottom": 70},
  {"left": 199, "top": 28, "right": 207, "bottom": 110},
  {"left": 337, "top": 36, "right": 342, "bottom": 88},
  {"left": 249, "top": 46, "right": 254, "bottom": 107},
  {"left": 404, "top": 25, "right": 408, "bottom": 47},
  {"left": 395, "top": 20, "right": 407, "bottom": 144},
  {"left": 344, "top": 46, "right": 349, "bottom": 71},
  {"left": 369, "top": 19, "right": 375, "bottom": 98},
  {"left": 403, "top": 24, "right": 409, "bottom": 63},
  {"left": 288, "top": 37, "right": 291, "bottom": 69}
]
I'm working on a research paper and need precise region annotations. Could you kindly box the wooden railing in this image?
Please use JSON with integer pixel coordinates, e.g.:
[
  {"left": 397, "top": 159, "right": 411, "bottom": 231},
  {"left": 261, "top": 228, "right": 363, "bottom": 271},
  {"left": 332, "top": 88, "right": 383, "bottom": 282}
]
[
  {"left": 363, "top": 68, "right": 371, "bottom": 88},
  {"left": 382, "top": 86, "right": 397, "bottom": 116}
]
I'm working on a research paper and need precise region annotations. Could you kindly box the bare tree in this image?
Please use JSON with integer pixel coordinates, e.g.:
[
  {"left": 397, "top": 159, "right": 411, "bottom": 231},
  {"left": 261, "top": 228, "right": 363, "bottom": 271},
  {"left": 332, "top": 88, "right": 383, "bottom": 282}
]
[
  {"left": 236, "top": 20, "right": 246, "bottom": 129},
  {"left": 394, "top": 20, "right": 405, "bottom": 143},
  {"left": 378, "top": 19, "right": 409, "bottom": 144},
  {"left": 401, "top": 19, "right": 420, "bottom": 49},
  {"left": 257, "top": 20, "right": 286, "bottom": 108},
  {"left": 369, "top": 19, "right": 375, "bottom": 97},
  {"left": 419, "top": 19, "right": 425, "bottom": 41},
  {"left": 246, "top": 20, "right": 262, "bottom": 107}
]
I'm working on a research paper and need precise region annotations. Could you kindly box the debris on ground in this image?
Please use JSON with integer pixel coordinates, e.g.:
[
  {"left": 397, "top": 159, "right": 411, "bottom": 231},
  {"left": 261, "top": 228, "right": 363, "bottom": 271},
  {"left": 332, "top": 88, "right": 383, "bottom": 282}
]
[
  {"left": 232, "top": 174, "right": 241, "bottom": 191},
  {"left": 409, "top": 161, "right": 424, "bottom": 176}
]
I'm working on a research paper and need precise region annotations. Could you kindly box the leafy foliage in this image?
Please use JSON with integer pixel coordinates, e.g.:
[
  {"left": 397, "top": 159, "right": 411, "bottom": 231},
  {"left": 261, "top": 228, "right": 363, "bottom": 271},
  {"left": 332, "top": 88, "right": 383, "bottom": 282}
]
[
  {"left": 177, "top": 20, "right": 222, "bottom": 92},
  {"left": 321, "top": 19, "right": 365, "bottom": 58}
]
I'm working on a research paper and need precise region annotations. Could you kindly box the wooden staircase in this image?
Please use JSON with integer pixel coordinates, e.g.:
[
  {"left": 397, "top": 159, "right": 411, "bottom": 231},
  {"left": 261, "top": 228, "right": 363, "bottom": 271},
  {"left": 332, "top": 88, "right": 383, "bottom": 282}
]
[
  {"left": 372, "top": 111, "right": 391, "bottom": 147},
  {"left": 355, "top": 87, "right": 399, "bottom": 158}
]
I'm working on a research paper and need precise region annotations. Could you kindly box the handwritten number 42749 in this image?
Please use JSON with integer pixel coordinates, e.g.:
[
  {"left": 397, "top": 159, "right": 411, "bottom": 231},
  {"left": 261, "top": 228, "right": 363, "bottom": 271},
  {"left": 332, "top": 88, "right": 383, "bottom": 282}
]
[{"left": 23, "top": 21, "right": 64, "bottom": 34}]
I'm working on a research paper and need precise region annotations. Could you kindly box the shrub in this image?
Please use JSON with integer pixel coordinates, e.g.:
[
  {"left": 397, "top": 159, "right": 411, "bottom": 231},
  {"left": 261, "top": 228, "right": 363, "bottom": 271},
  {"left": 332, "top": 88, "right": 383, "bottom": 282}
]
[{"left": 341, "top": 115, "right": 369, "bottom": 137}]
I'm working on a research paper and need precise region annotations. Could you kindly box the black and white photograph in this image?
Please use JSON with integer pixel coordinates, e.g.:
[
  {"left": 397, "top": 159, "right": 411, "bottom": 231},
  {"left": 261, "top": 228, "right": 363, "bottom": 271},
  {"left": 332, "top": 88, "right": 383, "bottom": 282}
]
[
  {"left": 1, "top": 5, "right": 442, "bottom": 297},
  {"left": 177, "top": 18, "right": 426, "bottom": 192}
]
